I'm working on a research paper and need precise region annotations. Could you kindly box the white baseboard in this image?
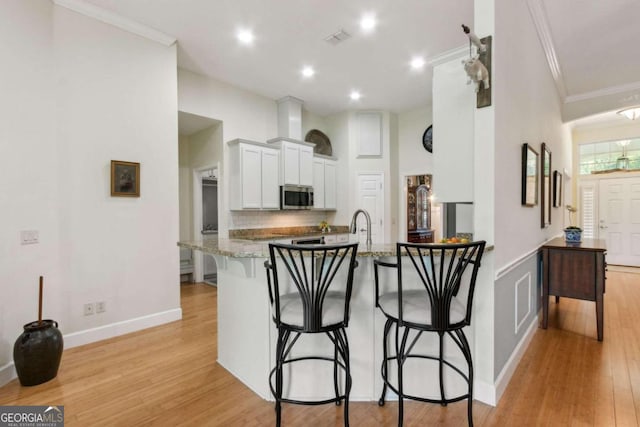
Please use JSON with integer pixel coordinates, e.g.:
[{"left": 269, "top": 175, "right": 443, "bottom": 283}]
[
  {"left": 494, "top": 315, "right": 538, "bottom": 403},
  {"left": 0, "top": 309, "right": 182, "bottom": 388},
  {"left": 474, "top": 379, "right": 496, "bottom": 406},
  {"left": 63, "top": 308, "right": 182, "bottom": 349},
  {"left": 0, "top": 362, "right": 17, "bottom": 387}
]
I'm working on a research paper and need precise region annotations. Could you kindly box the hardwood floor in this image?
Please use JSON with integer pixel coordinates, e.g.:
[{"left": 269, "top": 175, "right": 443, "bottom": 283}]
[{"left": 1, "top": 269, "right": 639, "bottom": 426}]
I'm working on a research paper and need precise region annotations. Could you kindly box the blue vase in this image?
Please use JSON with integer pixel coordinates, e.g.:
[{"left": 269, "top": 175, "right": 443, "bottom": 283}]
[{"left": 564, "top": 229, "right": 582, "bottom": 243}]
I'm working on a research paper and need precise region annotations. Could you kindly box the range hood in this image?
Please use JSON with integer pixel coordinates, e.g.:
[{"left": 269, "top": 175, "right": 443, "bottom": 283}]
[{"left": 275, "top": 96, "right": 304, "bottom": 141}]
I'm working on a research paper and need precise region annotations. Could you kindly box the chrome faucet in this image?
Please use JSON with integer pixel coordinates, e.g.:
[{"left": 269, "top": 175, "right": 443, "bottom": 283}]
[{"left": 350, "top": 209, "right": 372, "bottom": 247}]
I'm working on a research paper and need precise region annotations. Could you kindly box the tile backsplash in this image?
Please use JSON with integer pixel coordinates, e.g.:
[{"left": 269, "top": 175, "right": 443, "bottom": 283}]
[{"left": 229, "top": 210, "right": 328, "bottom": 230}]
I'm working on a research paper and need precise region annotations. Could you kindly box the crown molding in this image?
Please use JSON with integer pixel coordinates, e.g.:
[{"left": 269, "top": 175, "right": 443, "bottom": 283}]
[
  {"left": 429, "top": 45, "right": 468, "bottom": 67},
  {"left": 564, "top": 80, "right": 640, "bottom": 104},
  {"left": 52, "top": 0, "right": 176, "bottom": 47},
  {"left": 527, "top": 0, "right": 567, "bottom": 100}
]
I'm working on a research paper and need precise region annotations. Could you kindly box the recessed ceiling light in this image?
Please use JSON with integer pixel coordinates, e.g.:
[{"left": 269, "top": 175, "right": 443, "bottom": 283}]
[
  {"left": 350, "top": 91, "right": 361, "bottom": 101},
  {"left": 360, "top": 14, "right": 377, "bottom": 32},
  {"left": 410, "top": 56, "right": 426, "bottom": 70},
  {"left": 301, "top": 66, "right": 315, "bottom": 78},
  {"left": 236, "top": 29, "right": 254, "bottom": 45}
]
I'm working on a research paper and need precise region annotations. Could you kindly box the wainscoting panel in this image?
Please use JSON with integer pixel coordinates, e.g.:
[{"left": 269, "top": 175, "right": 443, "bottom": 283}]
[
  {"left": 515, "top": 273, "right": 532, "bottom": 334},
  {"left": 494, "top": 252, "right": 539, "bottom": 380}
]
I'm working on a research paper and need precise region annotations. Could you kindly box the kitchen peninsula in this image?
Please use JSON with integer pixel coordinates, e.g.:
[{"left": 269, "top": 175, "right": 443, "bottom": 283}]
[{"left": 178, "top": 235, "right": 491, "bottom": 402}]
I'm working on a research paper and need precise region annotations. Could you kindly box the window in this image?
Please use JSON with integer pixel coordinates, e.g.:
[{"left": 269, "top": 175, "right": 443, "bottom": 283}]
[
  {"left": 578, "top": 138, "right": 640, "bottom": 174},
  {"left": 579, "top": 184, "right": 596, "bottom": 239}
]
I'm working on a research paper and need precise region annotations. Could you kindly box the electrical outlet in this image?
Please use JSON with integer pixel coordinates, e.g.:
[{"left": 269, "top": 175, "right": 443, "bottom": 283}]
[
  {"left": 20, "top": 230, "right": 39, "bottom": 245},
  {"left": 96, "top": 301, "right": 106, "bottom": 313},
  {"left": 84, "top": 303, "right": 95, "bottom": 316}
]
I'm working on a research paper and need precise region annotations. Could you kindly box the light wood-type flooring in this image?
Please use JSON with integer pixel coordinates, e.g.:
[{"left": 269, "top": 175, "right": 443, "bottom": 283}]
[{"left": 1, "top": 268, "right": 639, "bottom": 426}]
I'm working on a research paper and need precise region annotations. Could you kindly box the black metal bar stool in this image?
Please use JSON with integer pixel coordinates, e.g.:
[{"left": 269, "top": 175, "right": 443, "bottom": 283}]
[
  {"left": 375, "top": 241, "right": 486, "bottom": 426},
  {"left": 264, "top": 242, "right": 359, "bottom": 427}
]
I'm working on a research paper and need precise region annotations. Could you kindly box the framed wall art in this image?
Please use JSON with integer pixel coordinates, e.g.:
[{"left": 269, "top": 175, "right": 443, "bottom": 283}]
[
  {"left": 553, "top": 170, "right": 562, "bottom": 208},
  {"left": 540, "top": 143, "right": 551, "bottom": 228},
  {"left": 111, "top": 160, "right": 140, "bottom": 197},
  {"left": 521, "top": 143, "right": 538, "bottom": 207}
]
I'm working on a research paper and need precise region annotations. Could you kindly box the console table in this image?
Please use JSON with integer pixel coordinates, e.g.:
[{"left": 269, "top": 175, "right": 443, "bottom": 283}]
[{"left": 540, "top": 238, "right": 607, "bottom": 341}]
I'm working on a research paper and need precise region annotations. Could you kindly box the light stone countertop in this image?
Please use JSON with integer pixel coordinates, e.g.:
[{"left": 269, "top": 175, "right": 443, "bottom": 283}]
[{"left": 177, "top": 238, "right": 492, "bottom": 258}]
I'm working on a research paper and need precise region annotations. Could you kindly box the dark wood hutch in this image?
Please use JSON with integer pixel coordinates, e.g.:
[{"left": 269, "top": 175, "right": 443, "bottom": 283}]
[{"left": 407, "top": 175, "right": 434, "bottom": 243}]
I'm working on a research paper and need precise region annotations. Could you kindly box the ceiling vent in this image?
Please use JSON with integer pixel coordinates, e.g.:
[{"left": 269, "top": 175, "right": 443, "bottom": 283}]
[{"left": 324, "top": 29, "right": 351, "bottom": 45}]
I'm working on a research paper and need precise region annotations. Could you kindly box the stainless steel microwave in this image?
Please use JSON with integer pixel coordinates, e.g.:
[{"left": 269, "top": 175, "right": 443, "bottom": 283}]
[{"left": 280, "top": 185, "right": 314, "bottom": 210}]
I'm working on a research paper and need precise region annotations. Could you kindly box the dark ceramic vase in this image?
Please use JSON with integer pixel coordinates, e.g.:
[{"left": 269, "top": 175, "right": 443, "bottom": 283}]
[{"left": 13, "top": 319, "right": 63, "bottom": 386}]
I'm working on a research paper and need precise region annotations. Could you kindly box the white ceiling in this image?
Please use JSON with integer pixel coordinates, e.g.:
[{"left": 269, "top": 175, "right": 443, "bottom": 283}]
[
  {"left": 80, "top": 0, "right": 640, "bottom": 127},
  {"left": 542, "top": 0, "right": 640, "bottom": 97}
]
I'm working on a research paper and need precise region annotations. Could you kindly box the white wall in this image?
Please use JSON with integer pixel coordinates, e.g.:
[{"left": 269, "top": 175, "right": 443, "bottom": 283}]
[
  {"left": 301, "top": 109, "right": 328, "bottom": 140},
  {"left": 397, "top": 107, "right": 434, "bottom": 240},
  {"left": 0, "top": 0, "right": 58, "bottom": 371},
  {"left": 178, "top": 135, "right": 193, "bottom": 241},
  {"left": 493, "top": 0, "right": 572, "bottom": 270},
  {"left": 1, "top": 2, "right": 180, "bottom": 378},
  {"left": 324, "top": 112, "right": 351, "bottom": 226}
]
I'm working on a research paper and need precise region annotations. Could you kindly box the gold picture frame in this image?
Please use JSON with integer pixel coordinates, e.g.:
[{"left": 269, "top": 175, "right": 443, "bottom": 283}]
[{"left": 111, "top": 160, "right": 140, "bottom": 197}]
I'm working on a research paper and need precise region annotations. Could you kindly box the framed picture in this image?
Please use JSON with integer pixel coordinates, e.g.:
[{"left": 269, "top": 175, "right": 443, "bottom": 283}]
[
  {"left": 540, "top": 143, "right": 551, "bottom": 228},
  {"left": 111, "top": 160, "right": 140, "bottom": 197},
  {"left": 521, "top": 143, "right": 538, "bottom": 207},
  {"left": 553, "top": 170, "right": 562, "bottom": 208}
]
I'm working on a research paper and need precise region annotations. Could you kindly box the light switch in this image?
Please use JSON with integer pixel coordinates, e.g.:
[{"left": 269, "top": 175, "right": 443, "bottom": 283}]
[{"left": 20, "top": 230, "right": 39, "bottom": 245}]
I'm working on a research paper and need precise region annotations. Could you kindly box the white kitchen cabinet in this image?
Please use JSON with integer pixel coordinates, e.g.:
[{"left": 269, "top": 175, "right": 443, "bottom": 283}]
[
  {"left": 313, "top": 158, "right": 325, "bottom": 208},
  {"left": 356, "top": 112, "right": 382, "bottom": 157},
  {"left": 312, "top": 156, "right": 337, "bottom": 210},
  {"left": 299, "top": 145, "right": 313, "bottom": 186},
  {"left": 228, "top": 139, "right": 280, "bottom": 210},
  {"left": 324, "top": 234, "right": 349, "bottom": 244},
  {"left": 268, "top": 138, "right": 314, "bottom": 186},
  {"left": 261, "top": 148, "right": 280, "bottom": 209}
]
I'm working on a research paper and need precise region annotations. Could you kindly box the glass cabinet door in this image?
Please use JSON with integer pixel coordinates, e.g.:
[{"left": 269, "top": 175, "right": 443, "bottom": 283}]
[{"left": 416, "top": 185, "right": 430, "bottom": 230}]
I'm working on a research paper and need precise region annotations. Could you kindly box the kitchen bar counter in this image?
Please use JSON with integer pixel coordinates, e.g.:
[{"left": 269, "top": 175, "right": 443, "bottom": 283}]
[
  {"left": 178, "top": 237, "right": 493, "bottom": 403},
  {"left": 178, "top": 237, "right": 401, "bottom": 257}
]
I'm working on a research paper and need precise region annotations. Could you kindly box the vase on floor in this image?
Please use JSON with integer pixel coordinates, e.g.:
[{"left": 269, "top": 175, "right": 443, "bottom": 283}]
[{"left": 14, "top": 319, "right": 63, "bottom": 386}]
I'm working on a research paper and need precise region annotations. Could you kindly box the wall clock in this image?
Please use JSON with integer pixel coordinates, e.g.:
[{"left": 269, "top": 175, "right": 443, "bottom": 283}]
[{"left": 422, "top": 125, "right": 433, "bottom": 153}]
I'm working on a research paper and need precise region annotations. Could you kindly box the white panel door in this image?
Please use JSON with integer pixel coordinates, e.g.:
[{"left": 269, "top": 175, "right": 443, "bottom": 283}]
[
  {"left": 357, "top": 173, "right": 384, "bottom": 244},
  {"left": 599, "top": 177, "right": 640, "bottom": 266}
]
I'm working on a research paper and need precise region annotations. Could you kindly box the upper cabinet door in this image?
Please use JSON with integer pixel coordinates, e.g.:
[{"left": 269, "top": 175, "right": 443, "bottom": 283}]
[
  {"left": 313, "top": 158, "right": 325, "bottom": 209},
  {"left": 299, "top": 145, "right": 314, "bottom": 186},
  {"left": 282, "top": 143, "right": 300, "bottom": 185},
  {"left": 261, "top": 148, "right": 280, "bottom": 209},
  {"left": 356, "top": 112, "right": 382, "bottom": 157},
  {"left": 240, "top": 145, "right": 262, "bottom": 209},
  {"left": 324, "top": 160, "right": 337, "bottom": 209}
]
